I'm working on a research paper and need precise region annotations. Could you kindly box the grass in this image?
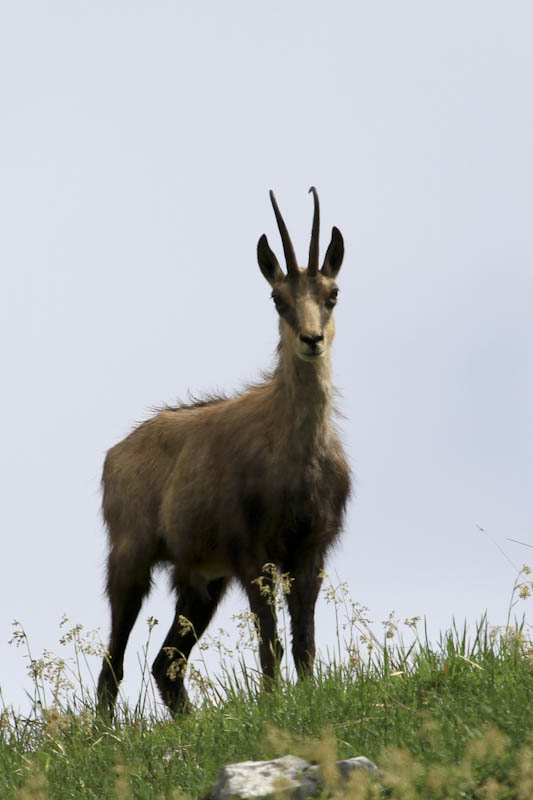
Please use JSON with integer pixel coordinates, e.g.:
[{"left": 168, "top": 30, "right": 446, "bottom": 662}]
[{"left": 1, "top": 567, "right": 532, "bottom": 799}]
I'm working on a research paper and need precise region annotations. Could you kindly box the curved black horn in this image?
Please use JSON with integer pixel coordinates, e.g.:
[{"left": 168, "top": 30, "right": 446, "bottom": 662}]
[
  {"left": 269, "top": 190, "right": 299, "bottom": 277},
  {"left": 307, "top": 186, "right": 320, "bottom": 276}
]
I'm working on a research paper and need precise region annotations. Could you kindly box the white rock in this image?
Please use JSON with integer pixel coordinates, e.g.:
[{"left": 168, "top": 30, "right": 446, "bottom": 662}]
[
  {"left": 205, "top": 753, "right": 379, "bottom": 799},
  {"left": 205, "top": 755, "right": 319, "bottom": 799}
]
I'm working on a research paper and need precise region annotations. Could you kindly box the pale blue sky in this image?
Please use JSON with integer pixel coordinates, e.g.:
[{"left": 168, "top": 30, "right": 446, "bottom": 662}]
[{"left": 1, "top": 1, "right": 532, "bottom": 712}]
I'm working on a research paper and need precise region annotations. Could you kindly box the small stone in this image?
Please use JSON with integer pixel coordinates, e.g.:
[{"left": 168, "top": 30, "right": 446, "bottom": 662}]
[{"left": 336, "top": 756, "right": 380, "bottom": 778}]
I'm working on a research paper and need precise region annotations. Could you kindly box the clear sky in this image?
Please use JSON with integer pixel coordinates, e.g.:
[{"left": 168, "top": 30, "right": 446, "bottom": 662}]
[{"left": 1, "top": 1, "right": 532, "bottom": 713}]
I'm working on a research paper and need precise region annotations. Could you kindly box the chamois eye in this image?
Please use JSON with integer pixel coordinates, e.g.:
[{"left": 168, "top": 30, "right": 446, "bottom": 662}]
[
  {"left": 325, "top": 288, "right": 339, "bottom": 309},
  {"left": 271, "top": 291, "right": 287, "bottom": 310}
]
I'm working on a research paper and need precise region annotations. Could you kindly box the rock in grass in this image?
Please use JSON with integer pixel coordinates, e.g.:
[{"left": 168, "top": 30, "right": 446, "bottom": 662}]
[
  {"left": 336, "top": 756, "right": 380, "bottom": 779},
  {"left": 204, "top": 753, "right": 379, "bottom": 799},
  {"left": 204, "top": 755, "right": 318, "bottom": 799}
]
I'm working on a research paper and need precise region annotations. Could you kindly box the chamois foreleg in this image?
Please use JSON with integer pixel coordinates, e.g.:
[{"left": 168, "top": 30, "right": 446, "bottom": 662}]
[
  {"left": 286, "top": 556, "right": 324, "bottom": 678},
  {"left": 244, "top": 573, "right": 284, "bottom": 681},
  {"left": 152, "top": 577, "right": 228, "bottom": 714}
]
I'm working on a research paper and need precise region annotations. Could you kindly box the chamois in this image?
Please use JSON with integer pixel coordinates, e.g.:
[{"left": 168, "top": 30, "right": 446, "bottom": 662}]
[{"left": 97, "top": 188, "right": 351, "bottom": 714}]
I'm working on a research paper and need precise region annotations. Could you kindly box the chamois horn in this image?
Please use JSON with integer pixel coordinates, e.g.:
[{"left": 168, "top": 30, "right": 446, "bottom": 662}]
[
  {"left": 269, "top": 190, "right": 299, "bottom": 277},
  {"left": 307, "top": 186, "right": 320, "bottom": 276}
]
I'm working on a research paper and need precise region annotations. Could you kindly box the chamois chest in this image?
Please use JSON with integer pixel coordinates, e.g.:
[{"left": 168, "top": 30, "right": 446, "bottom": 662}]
[{"left": 238, "top": 442, "right": 350, "bottom": 566}]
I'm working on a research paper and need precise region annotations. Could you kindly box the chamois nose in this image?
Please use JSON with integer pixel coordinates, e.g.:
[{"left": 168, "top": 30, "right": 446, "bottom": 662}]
[{"left": 299, "top": 333, "right": 324, "bottom": 347}]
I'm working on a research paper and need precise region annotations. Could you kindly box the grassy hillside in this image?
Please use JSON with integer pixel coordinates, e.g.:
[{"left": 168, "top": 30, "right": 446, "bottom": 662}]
[{"left": 2, "top": 570, "right": 532, "bottom": 799}]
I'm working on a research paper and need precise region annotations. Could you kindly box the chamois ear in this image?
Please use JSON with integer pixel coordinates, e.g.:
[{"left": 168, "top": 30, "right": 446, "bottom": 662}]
[
  {"left": 257, "top": 234, "right": 284, "bottom": 285},
  {"left": 321, "top": 227, "right": 344, "bottom": 278}
]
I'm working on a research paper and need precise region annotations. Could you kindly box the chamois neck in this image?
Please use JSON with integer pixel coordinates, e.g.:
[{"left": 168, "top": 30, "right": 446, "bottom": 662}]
[{"left": 271, "top": 341, "right": 334, "bottom": 446}]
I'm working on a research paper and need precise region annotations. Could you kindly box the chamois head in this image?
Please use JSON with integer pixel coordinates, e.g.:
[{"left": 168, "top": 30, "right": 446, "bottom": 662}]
[{"left": 257, "top": 187, "right": 344, "bottom": 362}]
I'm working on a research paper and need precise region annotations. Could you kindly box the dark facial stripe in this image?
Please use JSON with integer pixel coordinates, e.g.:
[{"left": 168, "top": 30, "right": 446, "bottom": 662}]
[{"left": 277, "top": 305, "right": 299, "bottom": 332}]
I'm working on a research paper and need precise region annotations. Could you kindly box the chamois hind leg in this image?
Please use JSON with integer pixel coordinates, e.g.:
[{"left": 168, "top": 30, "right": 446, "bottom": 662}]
[
  {"left": 97, "top": 546, "right": 153, "bottom": 715},
  {"left": 152, "top": 577, "right": 229, "bottom": 714},
  {"left": 286, "top": 556, "right": 324, "bottom": 678}
]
